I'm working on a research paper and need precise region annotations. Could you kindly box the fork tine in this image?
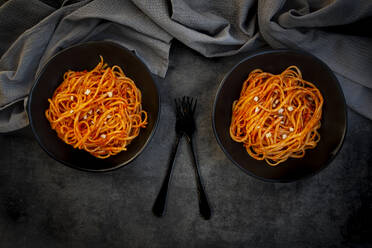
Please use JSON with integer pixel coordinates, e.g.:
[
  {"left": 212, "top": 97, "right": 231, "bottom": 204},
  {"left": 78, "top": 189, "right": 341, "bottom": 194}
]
[
  {"left": 187, "top": 98, "right": 191, "bottom": 111},
  {"left": 185, "top": 96, "right": 189, "bottom": 110},
  {"left": 189, "top": 97, "right": 193, "bottom": 113},
  {"left": 182, "top": 96, "right": 187, "bottom": 113},
  {"left": 192, "top": 98, "right": 197, "bottom": 115}
]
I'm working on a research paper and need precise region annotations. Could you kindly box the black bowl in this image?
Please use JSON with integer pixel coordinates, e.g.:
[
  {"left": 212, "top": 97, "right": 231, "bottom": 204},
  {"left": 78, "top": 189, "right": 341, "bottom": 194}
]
[
  {"left": 28, "top": 41, "right": 160, "bottom": 172},
  {"left": 212, "top": 49, "right": 347, "bottom": 182}
]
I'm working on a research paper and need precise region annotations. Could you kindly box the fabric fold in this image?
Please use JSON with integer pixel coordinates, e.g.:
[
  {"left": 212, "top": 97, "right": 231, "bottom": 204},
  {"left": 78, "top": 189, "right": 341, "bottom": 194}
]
[
  {"left": 259, "top": 0, "right": 372, "bottom": 119},
  {"left": 0, "top": 0, "right": 371, "bottom": 132}
]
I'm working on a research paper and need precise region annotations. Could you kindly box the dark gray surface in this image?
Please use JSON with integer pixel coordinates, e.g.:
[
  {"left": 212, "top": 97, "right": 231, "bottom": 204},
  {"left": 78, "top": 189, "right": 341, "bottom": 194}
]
[{"left": 0, "top": 42, "right": 372, "bottom": 247}]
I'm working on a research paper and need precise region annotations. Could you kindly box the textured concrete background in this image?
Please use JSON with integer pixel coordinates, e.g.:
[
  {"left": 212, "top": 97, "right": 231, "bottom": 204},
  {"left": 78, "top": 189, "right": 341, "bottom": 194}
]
[{"left": 0, "top": 42, "right": 371, "bottom": 247}]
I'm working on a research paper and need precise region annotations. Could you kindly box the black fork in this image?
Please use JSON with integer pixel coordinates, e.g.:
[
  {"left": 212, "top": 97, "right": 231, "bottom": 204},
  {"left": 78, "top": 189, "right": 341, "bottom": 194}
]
[
  {"left": 179, "top": 97, "right": 211, "bottom": 220},
  {"left": 152, "top": 97, "right": 211, "bottom": 219}
]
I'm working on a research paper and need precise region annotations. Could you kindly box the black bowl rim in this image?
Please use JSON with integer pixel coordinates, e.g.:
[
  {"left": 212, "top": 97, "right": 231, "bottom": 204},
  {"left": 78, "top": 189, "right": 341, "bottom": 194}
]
[
  {"left": 212, "top": 49, "right": 348, "bottom": 183},
  {"left": 27, "top": 41, "right": 160, "bottom": 172}
]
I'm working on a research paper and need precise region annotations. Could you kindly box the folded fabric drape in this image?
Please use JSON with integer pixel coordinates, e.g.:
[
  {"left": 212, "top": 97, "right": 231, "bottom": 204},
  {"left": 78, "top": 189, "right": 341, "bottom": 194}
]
[{"left": 0, "top": 0, "right": 371, "bottom": 132}]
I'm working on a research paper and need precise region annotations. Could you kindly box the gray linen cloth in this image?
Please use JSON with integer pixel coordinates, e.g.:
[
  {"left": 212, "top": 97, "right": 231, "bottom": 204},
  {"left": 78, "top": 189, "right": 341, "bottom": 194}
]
[{"left": 0, "top": 0, "right": 371, "bottom": 132}]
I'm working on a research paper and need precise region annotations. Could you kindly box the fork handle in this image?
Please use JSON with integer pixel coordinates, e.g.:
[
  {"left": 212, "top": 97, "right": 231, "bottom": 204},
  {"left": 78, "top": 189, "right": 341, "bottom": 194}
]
[
  {"left": 152, "top": 134, "right": 182, "bottom": 217},
  {"left": 187, "top": 137, "right": 212, "bottom": 220}
]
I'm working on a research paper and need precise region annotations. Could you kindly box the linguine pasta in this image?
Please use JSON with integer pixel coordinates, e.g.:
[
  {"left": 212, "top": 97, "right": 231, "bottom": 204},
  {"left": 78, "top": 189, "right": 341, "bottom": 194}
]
[
  {"left": 229, "top": 66, "right": 323, "bottom": 166},
  {"left": 45, "top": 56, "right": 147, "bottom": 159}
]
